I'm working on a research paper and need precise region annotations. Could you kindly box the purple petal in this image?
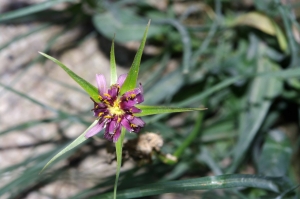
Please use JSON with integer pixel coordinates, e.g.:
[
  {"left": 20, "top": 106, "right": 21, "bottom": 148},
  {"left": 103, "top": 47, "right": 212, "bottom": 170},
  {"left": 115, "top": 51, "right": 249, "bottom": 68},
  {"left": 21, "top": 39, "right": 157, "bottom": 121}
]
[
  {"left": 135, "top": 93, "right": 144, "bottom": 104},
  {"left": 96, "top": 102, "right": 107, "bottom": 108},
  {"left": 93, "top": 110, "right": 102, "bottom": 117},
  {"left": 121, "top": 117, "right": 133, "bottom": 132},
  {"left": 93, "top": 107, "right": 108, "bottom": 117},
  {"left": 135, "top": 84, "right": 144, "bottom": 103},
  {"left": 120, "top": 99, "right": 136, "bottom": 109},
  {"left": 113, "top": 126, "right": 122, "bottom": 142},
  {"left": 104, "top": 132, "right": 113, "bottom": 141},
  {"left": 121, "top": 114, "right": 145, "bottom": 133},
  {"left": 132, "top": 126, "right": 142, "bottom": 133},
  {"left": 107, "top": 85, "right": 119, "bottom": 99},
  {"left": 96, "top": 74, "right": 107, "bottom": 96},
  {"left": 125, "top": 114, "right": 134, "bottom": 121},
  {"left": 117, "top": 74, "right": 127, "bottom": 87},
  {"left": 121, "top": 91, "right": 135, "bottom": 100},
  {"left": 107, "top": 119, "right": 117, "bottom": 134},
  {"left": 121, "top": 85, "right": 144, "bottom": 104},
  {"left": 131, "top": 117, "right": 145, "bottom": 127},
  {"left": 138, "top": 83, "right": 143, "bottom": 94},
  {"left": 129, "top": 106, "right": 141, "bottom": 113},
  {"left": 85, "top": 121, "right": 105, "bottom": 138}
]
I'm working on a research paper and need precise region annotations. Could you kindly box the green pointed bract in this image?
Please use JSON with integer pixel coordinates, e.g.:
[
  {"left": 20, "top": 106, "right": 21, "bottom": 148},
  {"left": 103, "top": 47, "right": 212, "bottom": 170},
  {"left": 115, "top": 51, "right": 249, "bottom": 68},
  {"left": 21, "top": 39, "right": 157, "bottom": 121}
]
[
  {"left": 113, "top": 127, "right": 126, "bottom": 199},
  {"left": 110, "top": 37, "right": 118, "bottom": 85},
  {"left": 120, "top": 20, "right": 151, "bottom": 95},
  {"left": 39, "top": 52, "right": 99, "bottom": 102},
  {"left": 40, "top": 120, "right": 99, "bottom": 173},
  {"left": 134, "top": 105, "right": 207, "bottom": 117}
]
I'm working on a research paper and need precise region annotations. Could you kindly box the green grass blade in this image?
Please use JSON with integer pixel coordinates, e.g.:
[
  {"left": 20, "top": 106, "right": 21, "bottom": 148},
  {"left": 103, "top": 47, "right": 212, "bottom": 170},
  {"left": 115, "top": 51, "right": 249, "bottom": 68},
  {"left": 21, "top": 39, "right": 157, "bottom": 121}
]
[
  {"left": 257, "top": 129, "right": 292, "bottom": 176},
  {"left": 178, "top": 76, "right": 242, "bottom": 107},
  {"left": 134, "top": 105, "right": 207, "bottom": 117},
  {"left": 0, "top": 0, "right": 76, "bottom": 23},
  {"left": 95, "top": 174, "right": 280, "bottom": 198},
  {"left": 110, "top": 38, "right": 117, "bottom": 85},
  {"left": 146, "top": 76, "right": 241, "bottom": 123},
  {"left": 257, "top": 67, "right": 300, "bottom": 78},
  {"left": 142, "top": 53, "right": 169, "bottom": 90},
  {"left": 0, "top": 149, "right": 65, "bottom": 196},
  {"left": 163, "top": 66, "right": 300, "bottom": 112},
  {"left": 45, "top": 75, "right": 87, "bottom": 95},
  {"left": 228, "top": 58, "right": 283, "bottom": 173},
  {"left": 113, "top": 128, "right": 126, "bottom": 199},
  {"left": 198, "top": 147, "right": 223, "bottom": 175},
  {"left": 40, "top": 120, "right": 98, "bottom": 173},
  {"left": 39, "top": 52, "right": 98, "bottom": 101},
  {"left": 120, "top": 21, "right": 150, "bottom": 95},
  {"left": 173, "top": 112, "right": 204, "bottom": 158},
  {"left": 167, "top": 19, "right": 191, "bottom": 74},
  {"left": 144, "top": 69, "right": 184, "bottom": 105},
  {"left": 277, "top": 1, "right": 298, "bottom": 66},
  {"left": 228, "top": 101, "right": 271, "bottom": 173}
]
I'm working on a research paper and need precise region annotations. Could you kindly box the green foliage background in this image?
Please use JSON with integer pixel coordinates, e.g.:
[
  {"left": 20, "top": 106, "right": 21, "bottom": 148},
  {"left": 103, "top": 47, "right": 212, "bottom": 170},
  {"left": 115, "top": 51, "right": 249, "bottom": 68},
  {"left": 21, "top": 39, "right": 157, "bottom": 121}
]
[{"left": 0, "top": 0, "right": 300, "bottom": 198}]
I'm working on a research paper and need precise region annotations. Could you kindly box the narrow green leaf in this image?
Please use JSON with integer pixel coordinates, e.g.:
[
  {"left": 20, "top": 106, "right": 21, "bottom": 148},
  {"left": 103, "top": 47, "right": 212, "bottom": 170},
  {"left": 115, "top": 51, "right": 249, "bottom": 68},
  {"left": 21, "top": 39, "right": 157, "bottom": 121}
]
[
  {"left": 110, "top": 38, "right": 117, "bottom": 85},
  {"left": 0, "top": 0, "right": 76, "bottom": 23},
  {"left": 198, "top": 147, "right": 223, "bottom": 175},
  {"left": 120, "top": 20, "right": 150, "bottom": 95},
  {"left": 228, "top": 57, "right": 283, "bottom": 173},
  {"left": 134, "top": 105, "right": 207, "bottom": 117},
  {"left": 273, "top": 20, "right": 288, "bottom": 52},
  {"left": 96, "top": 174, "right": 280, "bottom": 199},
  {"left": 144, "top": 69, "right": 184, "bottom": 105},
  {"left": 257, "top": 129, "right": 292, "bottom": 176},
  {"left": 146, "top": 76, "right": 241, "bottom": 123},
  {"left": 39, "top": 52, "right": 99, "bottom": 101},
  {"left": 0, "top": 149, "right": 65, "bottom": 196},
  {"left": 40, "top": 120, "right": 98, "bottom": 173},
  {"left": 201, "top": 119, "right": 237, "bottom": 142},
  {"left": 178, "top": 76, "right": 242, "bottom": 107},
  {"left": 142, "top": 53, "right": 170, "bottom": 90},
  {"left": 166, "top": 20, "right": 191, "bottom": 74},
  {"left": 162, "top": 162, "right": 189, "bottom": 181},
  {"left": 174, "top": 111, "right": 204, "bottom": 158},
  {"left": 113, "top": 128, "right": 126, "bottom": 199}
]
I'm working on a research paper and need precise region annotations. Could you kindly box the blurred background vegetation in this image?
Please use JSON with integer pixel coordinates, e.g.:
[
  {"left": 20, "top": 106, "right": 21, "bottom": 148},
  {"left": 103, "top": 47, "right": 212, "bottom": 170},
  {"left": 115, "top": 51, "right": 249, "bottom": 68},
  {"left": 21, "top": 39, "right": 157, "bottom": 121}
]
[{"left": 0, "top": 0, "right": 300, "bottom": 198}]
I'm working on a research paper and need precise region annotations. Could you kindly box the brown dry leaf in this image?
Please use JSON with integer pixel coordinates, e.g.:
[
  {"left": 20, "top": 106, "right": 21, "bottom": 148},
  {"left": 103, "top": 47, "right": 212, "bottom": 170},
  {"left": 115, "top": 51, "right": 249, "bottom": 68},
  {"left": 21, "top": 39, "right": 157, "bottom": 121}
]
[{"left": 233, "top": 12, "right": 288, "bottom": 52}]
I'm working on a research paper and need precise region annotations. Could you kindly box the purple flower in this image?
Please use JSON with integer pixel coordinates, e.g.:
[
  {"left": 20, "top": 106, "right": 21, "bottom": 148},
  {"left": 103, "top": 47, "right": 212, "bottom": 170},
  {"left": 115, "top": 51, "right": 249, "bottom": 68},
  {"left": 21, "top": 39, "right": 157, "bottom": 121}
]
[{"left": 85, "top": 74, "right": 145, "bottom": 142}]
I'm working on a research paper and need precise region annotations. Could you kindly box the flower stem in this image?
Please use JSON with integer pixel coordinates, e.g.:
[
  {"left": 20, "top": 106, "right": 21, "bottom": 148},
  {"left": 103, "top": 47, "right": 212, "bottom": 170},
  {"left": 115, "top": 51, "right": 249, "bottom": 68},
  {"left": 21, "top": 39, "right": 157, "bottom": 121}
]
[
  {"left": 113, "top": 128, "right": 126, "bottom": 199},
  {"left": 173, "top": 111, "right": 204, "bottom": 158}
]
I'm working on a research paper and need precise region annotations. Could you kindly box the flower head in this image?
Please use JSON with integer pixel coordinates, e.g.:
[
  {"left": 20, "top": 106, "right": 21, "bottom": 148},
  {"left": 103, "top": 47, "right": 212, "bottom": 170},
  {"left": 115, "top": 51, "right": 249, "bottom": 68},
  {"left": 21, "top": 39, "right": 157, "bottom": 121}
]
[{"left": 85, "top": 74, "right": 145, "bottom": 142}]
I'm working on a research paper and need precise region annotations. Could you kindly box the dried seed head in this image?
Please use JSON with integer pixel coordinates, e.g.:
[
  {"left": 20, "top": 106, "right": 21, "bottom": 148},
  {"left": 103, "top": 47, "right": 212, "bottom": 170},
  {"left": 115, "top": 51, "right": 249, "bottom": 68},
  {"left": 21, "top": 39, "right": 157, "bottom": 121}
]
[{"left": 136, "top": 133, "right": 163, "bottom": 154}]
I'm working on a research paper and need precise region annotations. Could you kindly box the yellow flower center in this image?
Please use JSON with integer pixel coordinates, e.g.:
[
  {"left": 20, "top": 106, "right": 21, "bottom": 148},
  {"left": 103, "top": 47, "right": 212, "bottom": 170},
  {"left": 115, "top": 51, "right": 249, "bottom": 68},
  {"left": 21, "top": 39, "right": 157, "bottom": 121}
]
[{"left": 107, "top": 98, "right": 124, "bottom": 116}]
